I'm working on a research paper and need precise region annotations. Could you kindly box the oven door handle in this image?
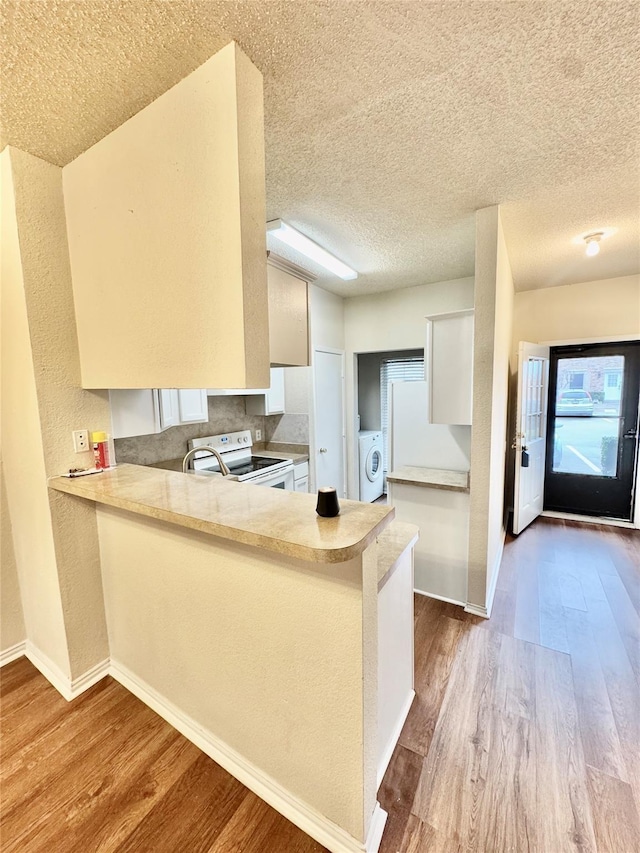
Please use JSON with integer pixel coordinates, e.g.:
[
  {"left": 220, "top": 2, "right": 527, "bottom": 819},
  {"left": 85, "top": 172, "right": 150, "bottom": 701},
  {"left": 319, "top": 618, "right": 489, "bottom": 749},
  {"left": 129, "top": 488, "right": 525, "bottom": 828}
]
[{"left": 249, "top": 466, "right": 294, "bottom": 486}]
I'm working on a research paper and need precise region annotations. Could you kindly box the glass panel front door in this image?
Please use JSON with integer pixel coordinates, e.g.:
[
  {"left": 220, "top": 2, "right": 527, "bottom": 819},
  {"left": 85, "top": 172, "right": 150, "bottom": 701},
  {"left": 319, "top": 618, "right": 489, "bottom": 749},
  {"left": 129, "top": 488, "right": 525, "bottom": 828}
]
[{"left": 544, "top": 342, "right": 640, "bottom": 519}]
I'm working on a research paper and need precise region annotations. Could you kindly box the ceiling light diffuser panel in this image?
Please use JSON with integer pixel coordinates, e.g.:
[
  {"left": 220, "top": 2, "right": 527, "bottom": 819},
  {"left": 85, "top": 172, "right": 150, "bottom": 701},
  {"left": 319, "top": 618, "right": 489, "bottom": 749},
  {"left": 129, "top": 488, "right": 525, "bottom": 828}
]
[{"left": 267, "top": 220, "right": 358, "bottom": 280}]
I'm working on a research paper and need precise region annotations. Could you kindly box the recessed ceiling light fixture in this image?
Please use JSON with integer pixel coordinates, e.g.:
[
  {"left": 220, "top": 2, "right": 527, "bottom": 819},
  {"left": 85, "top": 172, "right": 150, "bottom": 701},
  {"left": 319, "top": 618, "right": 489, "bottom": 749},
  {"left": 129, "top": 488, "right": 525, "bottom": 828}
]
[
  {"left": 267, "top": 219, "right": 358, "bottom": 280},
  {"left": 584, "top": 232, "right": 604, "bottom": 257}
]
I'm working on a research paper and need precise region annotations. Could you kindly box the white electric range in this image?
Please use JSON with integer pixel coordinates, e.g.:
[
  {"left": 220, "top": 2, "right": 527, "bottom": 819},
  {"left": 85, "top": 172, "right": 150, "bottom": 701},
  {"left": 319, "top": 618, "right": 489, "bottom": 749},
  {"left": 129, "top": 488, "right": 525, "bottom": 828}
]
[{"left": 187, "top": 430, "right": 295, "bottom": 490}]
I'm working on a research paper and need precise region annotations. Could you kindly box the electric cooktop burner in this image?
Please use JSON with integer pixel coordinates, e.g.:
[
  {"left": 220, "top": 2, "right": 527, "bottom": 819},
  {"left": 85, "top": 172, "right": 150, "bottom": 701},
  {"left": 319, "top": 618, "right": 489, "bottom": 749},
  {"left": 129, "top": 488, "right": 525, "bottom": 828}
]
[{"left": 226, "top": 455, "right": 287, "bottom": 477}]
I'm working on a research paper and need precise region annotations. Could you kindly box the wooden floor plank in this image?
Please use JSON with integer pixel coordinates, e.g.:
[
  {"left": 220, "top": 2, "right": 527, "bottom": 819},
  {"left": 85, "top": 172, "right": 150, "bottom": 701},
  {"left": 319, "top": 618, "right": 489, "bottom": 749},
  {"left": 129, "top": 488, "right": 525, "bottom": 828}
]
[
  {"left": 206, "top": 790, "right": 325, "bottom": 853},
  {"left": 585, "top": 765, "right": 640, "bottom": 853},
  {"left": 563, "top": 606, "right": 628, "bottom": 783},
  {"left": 537, "top": 561, "right": 571, "bottom": 653},
  {"left": 378, "top": 744, "right": 423, "bottom": 851},
  {"left": 2, "top": 699, "right": 172, "bottom": 852},
  {"left": 116, "top": 753, "right": 247, "bottom": 853},
  {"left": 600, "top": 572, "right": 640, "bottom": 684},
  {"left": 586, "top": 596, "right": 640, "bottom": 811},
  {"left": 397, "top": 615, "right": 466, "bottom": 756},
  {"left": 0, "top": 656, "right": 40, "bottom": 697},
  {"left": 513, "top": 560, "right": 540, "bottom": 645},
  {"left": 534, "top": 643, "right": 597, "bottom": 852}
]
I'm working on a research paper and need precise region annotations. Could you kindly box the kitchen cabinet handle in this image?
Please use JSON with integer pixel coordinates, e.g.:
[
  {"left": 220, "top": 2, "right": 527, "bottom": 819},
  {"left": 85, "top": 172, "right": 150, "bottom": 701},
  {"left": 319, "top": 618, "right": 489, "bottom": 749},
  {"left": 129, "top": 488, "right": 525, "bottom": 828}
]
[{"left": 319, "top": 447, "right": 328, "bottom": 453}]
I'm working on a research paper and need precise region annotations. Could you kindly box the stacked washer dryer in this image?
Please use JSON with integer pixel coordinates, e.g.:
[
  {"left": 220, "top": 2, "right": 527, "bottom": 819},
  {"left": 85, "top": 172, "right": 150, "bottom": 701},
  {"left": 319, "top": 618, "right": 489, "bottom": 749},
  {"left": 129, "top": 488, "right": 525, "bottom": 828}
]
[{"left": 358, "top": 430, "right": 384, "bottom": 502}]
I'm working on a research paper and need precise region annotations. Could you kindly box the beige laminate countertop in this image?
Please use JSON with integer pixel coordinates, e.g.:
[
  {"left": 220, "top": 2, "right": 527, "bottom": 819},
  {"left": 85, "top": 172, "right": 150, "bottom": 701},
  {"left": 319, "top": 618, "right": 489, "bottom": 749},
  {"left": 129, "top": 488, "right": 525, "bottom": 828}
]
[
  {"left": 257, "top": 449, "right": 309, "bottom": 464},
  {"left": 386, "top": 466, "right": 470, "bottom": 492},
  {"left": 49, "top": 464, "right": 394, "bottom": 564},
  {"left": 376, "top": 522, "right": 419, "bottom": 585}
]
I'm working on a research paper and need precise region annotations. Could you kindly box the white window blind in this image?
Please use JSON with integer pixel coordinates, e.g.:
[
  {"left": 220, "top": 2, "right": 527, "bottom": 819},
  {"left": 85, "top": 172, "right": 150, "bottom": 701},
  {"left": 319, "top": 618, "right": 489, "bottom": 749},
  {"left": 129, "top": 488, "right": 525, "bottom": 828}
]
[{"left": 380, "top": 356, "right": 424, "bottom": 475}]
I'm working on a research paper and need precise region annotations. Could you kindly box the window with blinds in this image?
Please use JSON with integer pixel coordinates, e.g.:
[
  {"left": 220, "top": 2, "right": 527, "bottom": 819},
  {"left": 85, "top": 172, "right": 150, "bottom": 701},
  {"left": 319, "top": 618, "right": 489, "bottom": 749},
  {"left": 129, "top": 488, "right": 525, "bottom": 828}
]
[{"left": 380, "top": 356, "right": 424, "bottom": 476}]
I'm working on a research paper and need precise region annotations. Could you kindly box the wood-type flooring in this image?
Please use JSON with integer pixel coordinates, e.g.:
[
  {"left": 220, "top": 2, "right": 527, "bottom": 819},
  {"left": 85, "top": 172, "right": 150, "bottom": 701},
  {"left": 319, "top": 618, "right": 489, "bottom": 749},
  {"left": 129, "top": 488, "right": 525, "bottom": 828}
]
[{"left": 1, "top": 518, "right": 638, "bottom": 852}]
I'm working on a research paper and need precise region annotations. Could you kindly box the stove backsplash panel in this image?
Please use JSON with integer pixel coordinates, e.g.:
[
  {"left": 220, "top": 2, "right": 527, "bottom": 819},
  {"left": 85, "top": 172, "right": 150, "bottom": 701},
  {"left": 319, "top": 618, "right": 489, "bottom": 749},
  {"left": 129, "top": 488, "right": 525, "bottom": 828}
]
[
  {"left": 264, "top": 413, "right": 310, "bottom": 445},
  {"left": 114, "top": 396, "right": 265, "bottom": 466}
]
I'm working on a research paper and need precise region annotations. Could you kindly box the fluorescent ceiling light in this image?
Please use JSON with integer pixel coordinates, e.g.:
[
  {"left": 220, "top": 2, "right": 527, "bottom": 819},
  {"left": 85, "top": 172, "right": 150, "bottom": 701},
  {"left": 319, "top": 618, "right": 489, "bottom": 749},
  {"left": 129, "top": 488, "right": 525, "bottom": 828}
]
[{"left": 267, "top": 220, "right": 358, "bottom": 280}]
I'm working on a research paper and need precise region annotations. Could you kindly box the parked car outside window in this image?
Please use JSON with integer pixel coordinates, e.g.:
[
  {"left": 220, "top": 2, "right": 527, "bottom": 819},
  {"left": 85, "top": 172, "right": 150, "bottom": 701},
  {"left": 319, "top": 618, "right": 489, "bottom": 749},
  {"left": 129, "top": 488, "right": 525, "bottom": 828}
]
[{"left": 556, "top": 390, "right": 594, "bottom": 417}]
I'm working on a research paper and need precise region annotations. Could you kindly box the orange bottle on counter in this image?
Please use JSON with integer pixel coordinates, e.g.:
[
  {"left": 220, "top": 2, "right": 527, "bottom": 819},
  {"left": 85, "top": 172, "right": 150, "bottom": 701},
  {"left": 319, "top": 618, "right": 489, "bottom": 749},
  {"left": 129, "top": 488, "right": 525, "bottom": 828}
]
[{"left": 92, "top": 431, "right": 110, "bottom": 469}]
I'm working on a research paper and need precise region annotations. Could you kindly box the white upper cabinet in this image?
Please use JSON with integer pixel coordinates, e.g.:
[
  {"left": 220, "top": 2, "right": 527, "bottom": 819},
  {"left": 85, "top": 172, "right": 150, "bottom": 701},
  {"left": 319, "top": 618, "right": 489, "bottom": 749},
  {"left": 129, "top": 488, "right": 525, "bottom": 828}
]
[
  {"left": 110, "top": 389, "right": 208, "bottom": 438},
  {"left": 177, "top": 389, "right": 208, "bottom": 423},
  {"left": 425, "top": 310, "right": 474, "bottom": 425},
  {"left": 63, "top": 44, "right": 270, "bottom": 391},
  {"left": 245, "top": 368, "right": 285, "bottom": 416},
  {"left": 267, "top": 263, "right": 309, "bottom": 367}
]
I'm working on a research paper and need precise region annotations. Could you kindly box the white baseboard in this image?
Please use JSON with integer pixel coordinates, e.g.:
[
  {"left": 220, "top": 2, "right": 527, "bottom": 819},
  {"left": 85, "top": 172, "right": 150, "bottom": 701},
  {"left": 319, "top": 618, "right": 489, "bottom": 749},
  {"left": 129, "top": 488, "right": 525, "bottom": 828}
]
[
  {"left": 377, "top": 690, "right": 415, "bottom": 789},
  {"left": 0, "top": 640, "right": 26, "bottom": 667},
  {"left": 25, "top": 642, "right": 72, "bottom": 699},
  {"left": 110, "top": 658, "right": 386, "bottom": 853},
  {"left": 463, "top": 602, "right": 489, "bottom": 618},
  {"left": 70, "top": 657, "right": 111, "bottom": 697},
  {"left": 413, "top": 588, "right": 466, "bottom": 608},
  {"left": 365, "top": 804, "right": 388, "bottom": 853},
  {"left": 24, "top": 642, "right": 109, "bottom": 702}
]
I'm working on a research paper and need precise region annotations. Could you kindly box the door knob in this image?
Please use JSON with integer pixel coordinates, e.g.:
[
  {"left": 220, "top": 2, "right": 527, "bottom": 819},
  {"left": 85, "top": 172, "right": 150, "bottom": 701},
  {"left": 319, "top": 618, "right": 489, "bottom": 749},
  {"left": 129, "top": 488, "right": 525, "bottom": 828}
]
[{"left": 319, "top": 447, "right": 327, "bottom": 453}]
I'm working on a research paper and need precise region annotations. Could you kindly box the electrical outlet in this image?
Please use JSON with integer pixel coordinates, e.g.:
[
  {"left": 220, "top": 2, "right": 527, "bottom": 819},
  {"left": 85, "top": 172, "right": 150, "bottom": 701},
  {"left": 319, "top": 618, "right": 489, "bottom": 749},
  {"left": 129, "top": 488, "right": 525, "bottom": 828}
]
[
  {"left": 255, "top": 429, "right": 262, "bottom": 442},
  {"left": 72, "top": 429, "right": 90, "bottom": 453}
]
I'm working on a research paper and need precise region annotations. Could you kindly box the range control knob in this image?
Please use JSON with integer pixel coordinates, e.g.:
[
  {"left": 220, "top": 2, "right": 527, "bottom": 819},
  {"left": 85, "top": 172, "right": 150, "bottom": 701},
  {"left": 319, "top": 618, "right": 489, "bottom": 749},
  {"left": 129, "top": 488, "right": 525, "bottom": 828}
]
[
  {"left": 237, "top": 437, "right": 243, "bottom": 443},
  {"left": 244, "top": 436, "right": 249, "bottom": 443}
]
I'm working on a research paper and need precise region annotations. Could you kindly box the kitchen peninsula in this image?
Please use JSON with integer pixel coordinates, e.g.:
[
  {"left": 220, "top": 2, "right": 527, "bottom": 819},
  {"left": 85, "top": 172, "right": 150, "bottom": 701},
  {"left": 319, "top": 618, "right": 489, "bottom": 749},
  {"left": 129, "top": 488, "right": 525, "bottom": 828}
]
[{"left": 49, "top": 466, "right": 416, "bottom": 853}]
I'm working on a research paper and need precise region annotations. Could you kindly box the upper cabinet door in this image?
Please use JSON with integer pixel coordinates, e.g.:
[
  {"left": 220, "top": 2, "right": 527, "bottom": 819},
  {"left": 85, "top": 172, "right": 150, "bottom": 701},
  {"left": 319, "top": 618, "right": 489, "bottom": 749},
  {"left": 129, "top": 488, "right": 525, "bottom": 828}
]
[
  {"left": 177, "top": 389, "right": 208, "bottom": 423},
  {"left": 158, "top": 389, "right": 180, "bottom": 430},
  {"left": 63, "top": 44, "right": 270, "bottom": 391},
  {"left": 267, "top": 264, "right": 309, "bottom": 367},
  {"left": 245, "top": 368, "right": 285, "bottom": 416},
  {"left": 425, "top": 310, "right": 474, "bottom": 425}
]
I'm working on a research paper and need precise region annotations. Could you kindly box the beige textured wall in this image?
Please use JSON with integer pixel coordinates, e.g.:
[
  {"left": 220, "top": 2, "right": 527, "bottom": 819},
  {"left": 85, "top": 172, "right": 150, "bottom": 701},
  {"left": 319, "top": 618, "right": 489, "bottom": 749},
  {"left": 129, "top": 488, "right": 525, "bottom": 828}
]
[
  {"left": 1, "top": 148, "right": 70, "bottom": 673},
  {"left": 2, "top": 147, "right": 110, "bottom": 678},
  {"left": 98, "top": 505, "right": 374, "bottom": 842},
  {"left": 343, "top": 277, "right": 474, "bottom": 498},
  {"left": 63, "top": 42, "right": 269, "bottom": 391},
  {"left": 513, "top": 274, "right": 640, "bottom": 348},
  {"left": 468, "top": 207, "right": 514, "bottom": 612},
  {"left": 0, "top": 463, "right": 26, "bottom": 651}
]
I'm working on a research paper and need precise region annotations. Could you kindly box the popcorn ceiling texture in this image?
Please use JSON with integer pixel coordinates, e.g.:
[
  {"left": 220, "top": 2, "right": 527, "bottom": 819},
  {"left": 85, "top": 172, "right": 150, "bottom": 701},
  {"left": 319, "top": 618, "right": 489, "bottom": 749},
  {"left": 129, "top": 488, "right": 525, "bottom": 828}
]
[{"left": 2, "top": 1, "right": 638, "bottom": 295}]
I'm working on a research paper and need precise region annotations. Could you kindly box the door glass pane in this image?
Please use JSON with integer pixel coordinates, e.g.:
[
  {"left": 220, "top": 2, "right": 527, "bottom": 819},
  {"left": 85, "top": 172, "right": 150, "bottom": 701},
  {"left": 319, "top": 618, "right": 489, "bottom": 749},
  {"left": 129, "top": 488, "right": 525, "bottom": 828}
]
[{"left": 552, "top": 355, "right": 624, "bottom": 476}]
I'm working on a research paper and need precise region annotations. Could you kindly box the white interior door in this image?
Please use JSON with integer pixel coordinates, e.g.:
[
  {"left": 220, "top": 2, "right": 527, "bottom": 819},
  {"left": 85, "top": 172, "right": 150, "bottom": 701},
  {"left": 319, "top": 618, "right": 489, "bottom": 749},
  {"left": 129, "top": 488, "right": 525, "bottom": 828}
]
[
  {"left": 513, "top": 341, "right": 550, "bottom": 534},
  {"left": 314, "top": 349, "right": 345, "bottom": 497}
]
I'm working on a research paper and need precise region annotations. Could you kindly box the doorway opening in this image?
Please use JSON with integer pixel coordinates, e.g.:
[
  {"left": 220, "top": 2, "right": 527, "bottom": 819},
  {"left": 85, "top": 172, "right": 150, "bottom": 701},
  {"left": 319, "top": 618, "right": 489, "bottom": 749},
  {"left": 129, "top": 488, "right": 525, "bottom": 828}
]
[
  {"left": 356, "top": 349, "right": 423, "bottom": 497},
  {"left": 544, "top": 340, "right": 640, "bottom": 520}
]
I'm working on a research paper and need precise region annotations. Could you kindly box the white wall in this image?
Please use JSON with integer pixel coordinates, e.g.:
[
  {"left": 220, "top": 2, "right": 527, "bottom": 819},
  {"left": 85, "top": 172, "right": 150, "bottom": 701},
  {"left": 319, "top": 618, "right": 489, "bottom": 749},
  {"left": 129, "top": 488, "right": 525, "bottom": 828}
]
[
  {"left": 344, "top": 278, "right": 474, "bottom": 498},
  {"left": 1, "top": 464, "right": 26, "bottom": 654},
  {"left": 310, "top": 284, "right": 345, "bottom": 351},
  {"left": 468, "top": 207, "right": 514, "bottom": 615},
  {"left": 513, "top": 274, "right": 639, "bottom": 347},
  {"left": 1, "top": 147, "right": 110, "bottom": 678}
]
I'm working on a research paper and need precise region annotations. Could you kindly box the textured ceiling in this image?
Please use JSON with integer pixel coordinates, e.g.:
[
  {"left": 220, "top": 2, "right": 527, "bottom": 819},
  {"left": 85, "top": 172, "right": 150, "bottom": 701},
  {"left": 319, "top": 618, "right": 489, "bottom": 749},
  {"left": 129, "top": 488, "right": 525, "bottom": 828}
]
[{"left": 2, "top": 0, "right": 639, "bottom": 296}]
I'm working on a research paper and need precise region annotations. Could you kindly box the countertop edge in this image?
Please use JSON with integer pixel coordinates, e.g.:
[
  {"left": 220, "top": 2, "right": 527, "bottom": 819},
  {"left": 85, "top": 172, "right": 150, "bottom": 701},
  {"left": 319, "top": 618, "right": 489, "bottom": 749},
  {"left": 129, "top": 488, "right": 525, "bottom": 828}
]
[
  {"left": 386, "top": 466, "right": 470, "bottom": 493},
  {"left": 49, "top": 468, "right": 394, "bottom": 564},
  {"left": 377, "top": 522, "right": 420, "bottom": 587}
]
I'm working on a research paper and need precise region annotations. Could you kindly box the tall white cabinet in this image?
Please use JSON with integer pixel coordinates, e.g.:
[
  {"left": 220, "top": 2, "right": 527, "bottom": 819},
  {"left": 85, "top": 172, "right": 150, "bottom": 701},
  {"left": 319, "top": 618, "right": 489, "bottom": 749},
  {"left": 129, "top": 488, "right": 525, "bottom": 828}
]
[{"left": 425, "top": 309, "right": 474, "bottom": 425}]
